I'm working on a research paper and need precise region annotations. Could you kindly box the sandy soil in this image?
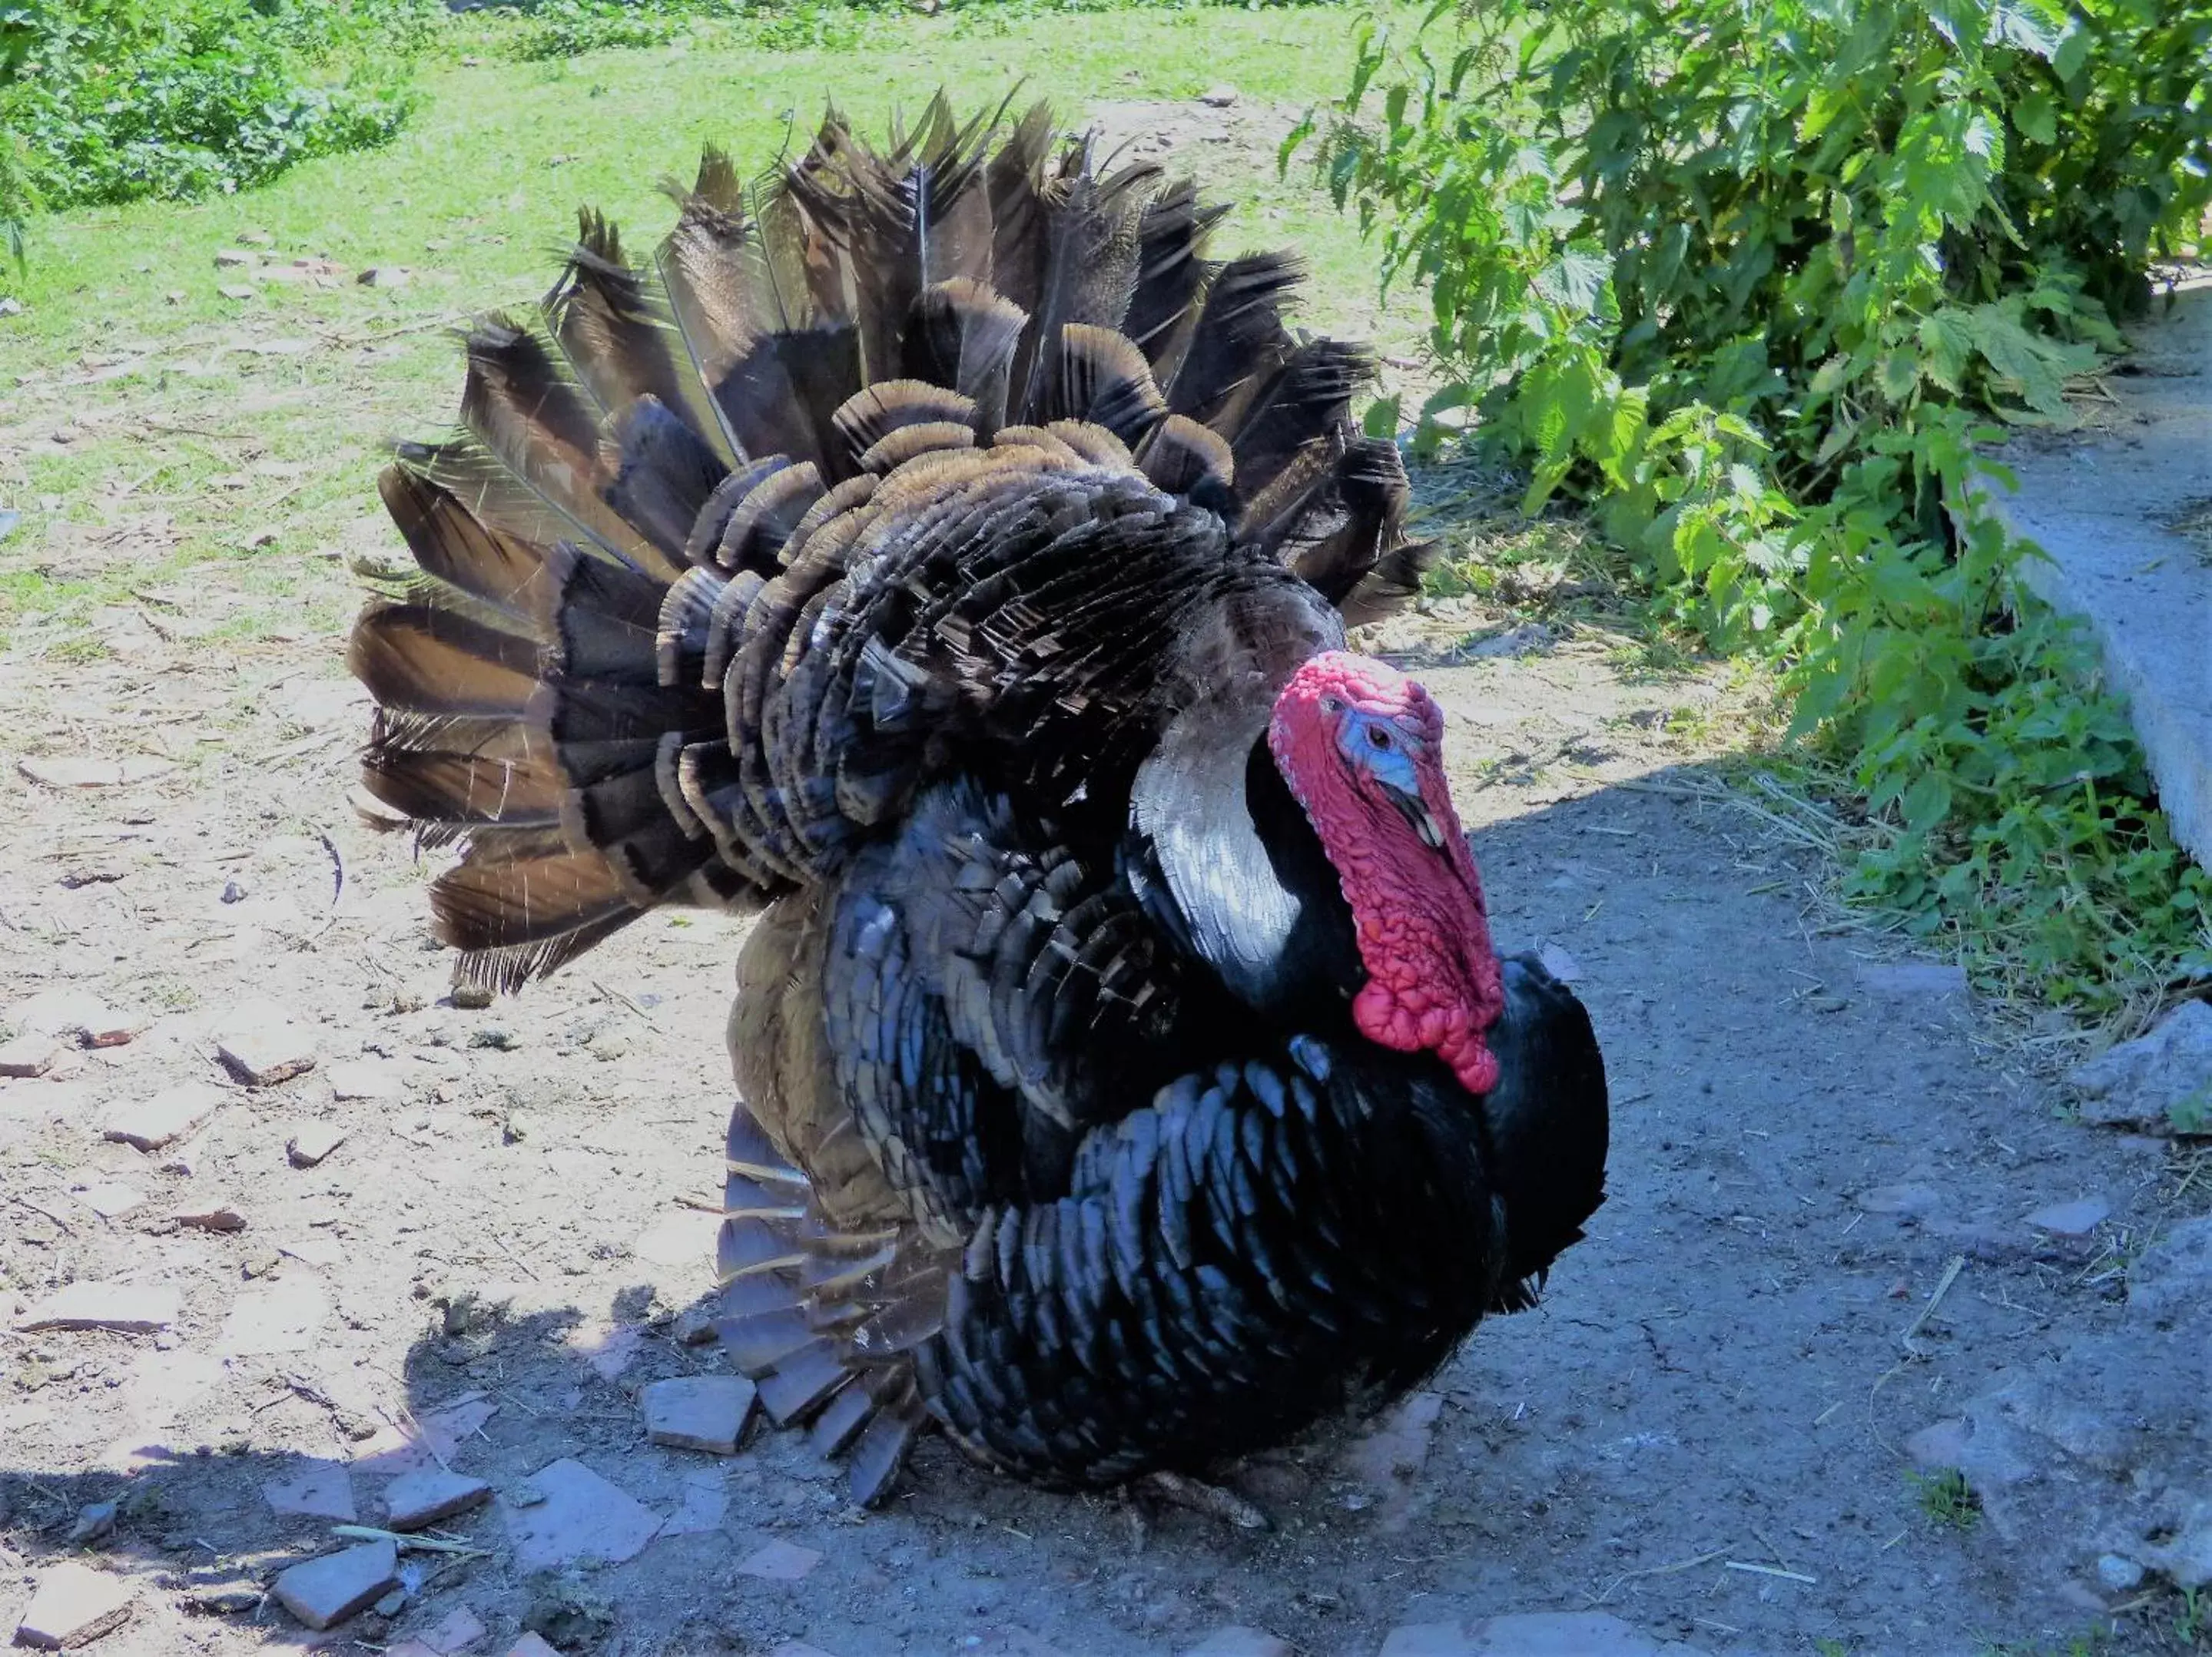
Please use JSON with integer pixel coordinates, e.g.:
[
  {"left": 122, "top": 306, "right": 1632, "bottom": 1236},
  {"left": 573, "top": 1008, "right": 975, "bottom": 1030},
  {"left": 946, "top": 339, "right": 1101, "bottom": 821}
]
[
  {"left": 3, "top": 94, "right": 2206, "bottom": 1657},
  {"left": 0, "top": 575, "right": 2200, "bottom": 1656}
]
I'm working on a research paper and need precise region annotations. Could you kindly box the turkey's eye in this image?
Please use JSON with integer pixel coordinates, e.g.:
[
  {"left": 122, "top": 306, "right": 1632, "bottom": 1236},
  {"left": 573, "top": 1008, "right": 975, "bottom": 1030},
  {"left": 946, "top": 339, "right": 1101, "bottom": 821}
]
[
  {"left": 1367, "top": 727, "right": 1391, "bottom": 750},
  {"left": 1320, "top": 695, "right": 1343, "bottom": 714}
]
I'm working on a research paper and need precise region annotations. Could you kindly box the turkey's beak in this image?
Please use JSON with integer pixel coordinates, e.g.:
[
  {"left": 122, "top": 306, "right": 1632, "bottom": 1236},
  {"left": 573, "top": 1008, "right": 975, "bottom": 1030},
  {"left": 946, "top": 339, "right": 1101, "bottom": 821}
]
[{"left": 1381, "top": 780, "right": 1445, "bottom": 850}]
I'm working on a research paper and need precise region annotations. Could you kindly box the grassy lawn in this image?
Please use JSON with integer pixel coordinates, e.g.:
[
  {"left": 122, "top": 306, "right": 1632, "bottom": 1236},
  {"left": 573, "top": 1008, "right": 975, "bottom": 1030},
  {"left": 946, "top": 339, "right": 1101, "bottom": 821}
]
[{"left": 0, "top": 2, "right": 1420, "bottom": 660}]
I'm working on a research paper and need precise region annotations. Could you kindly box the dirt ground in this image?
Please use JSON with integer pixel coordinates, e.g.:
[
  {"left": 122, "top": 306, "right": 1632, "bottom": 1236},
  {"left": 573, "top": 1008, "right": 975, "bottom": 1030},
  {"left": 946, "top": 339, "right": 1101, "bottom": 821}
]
[
  {"left": 4, "top": 91, "right": 2209, "bottom": 1657},
  {"left": 2, "top": 568, "right": 2204, "bottom": 1656}
]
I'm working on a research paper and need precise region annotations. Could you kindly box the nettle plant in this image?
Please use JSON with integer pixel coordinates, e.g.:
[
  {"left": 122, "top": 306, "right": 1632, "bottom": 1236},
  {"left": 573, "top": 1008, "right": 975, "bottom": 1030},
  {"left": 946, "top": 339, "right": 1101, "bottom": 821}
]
[{"left": 1299, "top": 0, "right": 2212, "bottom": 1012}]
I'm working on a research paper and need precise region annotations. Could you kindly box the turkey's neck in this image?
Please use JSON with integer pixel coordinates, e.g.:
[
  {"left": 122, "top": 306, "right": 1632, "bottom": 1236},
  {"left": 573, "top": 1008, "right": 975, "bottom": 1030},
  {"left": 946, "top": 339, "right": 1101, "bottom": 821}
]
[{"left": 1126, "top": 705, "right": 1363, "bottom": 1024}]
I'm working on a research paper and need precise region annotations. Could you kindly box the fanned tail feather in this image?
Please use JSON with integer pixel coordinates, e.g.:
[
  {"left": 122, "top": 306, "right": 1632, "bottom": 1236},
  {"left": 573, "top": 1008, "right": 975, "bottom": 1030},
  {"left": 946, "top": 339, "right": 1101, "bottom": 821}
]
[{"left": 352, "top": 92, "right": 1426, "bottom": 1002}]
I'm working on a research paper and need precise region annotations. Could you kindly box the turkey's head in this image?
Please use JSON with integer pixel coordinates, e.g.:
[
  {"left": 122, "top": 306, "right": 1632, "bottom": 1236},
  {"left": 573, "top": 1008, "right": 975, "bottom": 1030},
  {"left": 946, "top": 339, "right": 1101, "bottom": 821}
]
[{"left": 1266, "top": 651, "right": 1504, "bottom": 1095}]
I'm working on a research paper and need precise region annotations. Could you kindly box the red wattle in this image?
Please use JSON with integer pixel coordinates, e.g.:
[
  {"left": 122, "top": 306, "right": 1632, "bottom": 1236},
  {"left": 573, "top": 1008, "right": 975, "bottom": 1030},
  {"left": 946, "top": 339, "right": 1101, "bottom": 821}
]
[{"left": 1267, "top": 652, "right": 1504, "bottom": 1095}]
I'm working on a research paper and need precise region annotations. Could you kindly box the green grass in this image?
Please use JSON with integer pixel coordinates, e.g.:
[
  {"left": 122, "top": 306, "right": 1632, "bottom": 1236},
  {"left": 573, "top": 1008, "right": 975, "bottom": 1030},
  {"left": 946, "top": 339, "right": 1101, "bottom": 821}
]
[{"left": 0, "top": 2, "right": 1420, "bottom": 657}]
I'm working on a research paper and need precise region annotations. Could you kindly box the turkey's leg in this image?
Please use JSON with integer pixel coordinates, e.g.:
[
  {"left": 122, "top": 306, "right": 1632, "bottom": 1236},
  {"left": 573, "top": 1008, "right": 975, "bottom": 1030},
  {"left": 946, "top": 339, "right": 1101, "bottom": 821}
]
[{"left": 1136, "top": 1470, "right": 1270, "bottom": 1532}]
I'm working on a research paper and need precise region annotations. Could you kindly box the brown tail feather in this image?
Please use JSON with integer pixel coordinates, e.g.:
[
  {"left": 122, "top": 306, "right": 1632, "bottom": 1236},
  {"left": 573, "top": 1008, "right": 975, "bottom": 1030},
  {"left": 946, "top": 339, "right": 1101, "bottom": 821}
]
[{"left": 355, "top": 93, "right": 1429, "bottom": 999}]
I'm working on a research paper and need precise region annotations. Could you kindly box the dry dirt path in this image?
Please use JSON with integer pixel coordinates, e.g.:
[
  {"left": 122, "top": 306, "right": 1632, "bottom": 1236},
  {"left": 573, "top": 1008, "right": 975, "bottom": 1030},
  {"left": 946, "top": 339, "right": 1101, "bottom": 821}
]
[{"left": 1, "top": 588, "right": 2200, "bottom": 1657}]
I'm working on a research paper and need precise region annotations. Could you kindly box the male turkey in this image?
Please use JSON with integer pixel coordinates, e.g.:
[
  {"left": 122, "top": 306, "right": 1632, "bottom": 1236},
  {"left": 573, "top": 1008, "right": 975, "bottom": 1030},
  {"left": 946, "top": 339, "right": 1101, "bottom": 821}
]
[{"left": 350, "top": 96, "right": 1610, "bottom": 1510}]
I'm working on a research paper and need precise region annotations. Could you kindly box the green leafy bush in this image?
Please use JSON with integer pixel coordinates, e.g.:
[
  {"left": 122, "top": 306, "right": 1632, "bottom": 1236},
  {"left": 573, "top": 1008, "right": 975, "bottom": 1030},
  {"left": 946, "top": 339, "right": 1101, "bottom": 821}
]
[
  {"left": 1302, "top": 0, "right": 2212, "bottom": 1011},
  {"left": 1, "top": 0, "right": 438, "bottom": 213}
]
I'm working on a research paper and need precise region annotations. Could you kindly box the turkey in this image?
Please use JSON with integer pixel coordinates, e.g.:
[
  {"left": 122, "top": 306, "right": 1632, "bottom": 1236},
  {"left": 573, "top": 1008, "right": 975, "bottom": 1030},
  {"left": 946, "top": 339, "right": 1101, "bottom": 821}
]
[{"left": 349, "top": 94, "right": 1610, "bottom": 1510}]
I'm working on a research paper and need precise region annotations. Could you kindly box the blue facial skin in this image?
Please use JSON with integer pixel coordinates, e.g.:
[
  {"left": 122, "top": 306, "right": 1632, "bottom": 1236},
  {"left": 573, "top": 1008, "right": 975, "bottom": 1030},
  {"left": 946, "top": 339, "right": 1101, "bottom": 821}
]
[{"left": 1332, "top": 706, "right": 1424, "bottom": 799}]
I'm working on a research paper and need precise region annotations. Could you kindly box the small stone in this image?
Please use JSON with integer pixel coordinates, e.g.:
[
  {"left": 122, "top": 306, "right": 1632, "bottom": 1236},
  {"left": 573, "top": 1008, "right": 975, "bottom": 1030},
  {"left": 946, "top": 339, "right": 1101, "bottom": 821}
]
[
  {"left": 413, "top": 1605, "right": 488, "bottom": 1653},
  {"left": 221, "top": 879, "right": 248, "bottom": 904},
  {"left": 630, "top": 1210, "right": 721, "bottom": 1271},
  {"left": 736, "top": 1539, "right": 824, "bottom": 1582},
  {"left": 65, "top": 1500, "right": 117, "bottom": 1546},
  {"left": 0, "top": 1032, "right": 60, "bottom": 1077},
  {"left": 1535, "top": 943, "right": 1582, "bottom": 983},
  {"left": 656, "top": 1467, "right": 728, "bottom": 1537},
  {"left": 75, "top": 1006, "right": 144, "bottom": 1049},
  {"left": 670, "top": 1306, "right": 717, "bottom": 1346},
  {"left": 270, "top": 1539, "right": 400, "bottom": 1632},
  {"left": 181, "top": 1574, "right": 263, "bottom": 1615},
  {"left": 1855, "top": 961, "right": 1969, "bottom": 998},
  {"left": 2097, "top": 1553, "right": 2145, "bottom": 1591},
  {"left": 2025, "top": 1196, "right": 2110, "bottom": 1238},
  {"left": 216, "top": 999, "right": 317, "bottom": 1085},
  {"left": 16, "top": 1281, "right": 177, "bottom": 1334},
  {"left": 220, "top": 1275, "right": 330, "bottom": 1356},
  {"left": 74, "top": 1181, "right": 144, "bottom": 1219},
  {"left": 1902, "top": 1418, "right": 1970, "bottom": 1468},
  {"left": 504, "top": 1458, "right": 662, "bottom": 1571},
  {"left": 13, "top": 1561, "right": 136, "bottom": 1649},
  {"left": 1856, "top": 1183, "right": 1942, "bottom": 1218},
  {"left": 641, "top": 1375, "right": 757, "bottom": 1454},
  {"left": 217, "top": 283, "right": 257, "bottom": 301},
  {"left": 1378, "top": 1612, "right": 1700, "bottom": 1656},
  {"left": 16, "top": 756, "right": 175, "bottom": 789},
  {"left": 213, "top": 249, "right": 256, "bottom": 268},
  {"left": 288, "top": 1120, "right": 350, "bottom": 1167},
  {"left": 450, "top": 983, "right": 495, "bottom": 1011},
  {"left": 327, "top": 1060, "right": 406, "bottom": 1102},
  {"left": 104, "top": 1082, "right": 226, "bottom": 1152},
  {"left": 174, "top": 1196, "right": 247, "bottom": 1231},
  {"left": 264, "top": 1458, "right": 358, "bottom": 1521},
  {"left": 1199, "top": 84, "right": 1239, "bottom": 107},
  {"left": 508, "top": 1637, "right": 562, "bottom": 1657},
  {"left": 1183, "top": 1628, "right": 1292, "bottom": 1657},
  {"left": 358, "top": 267, "right": 413, "bottom": 288},
  {"left": 375, "top": 1589, "right": 407, "bottom": 1617},
  {"left": 2068, "top": 998, "right": 2212, "bottom": 1132},
  {"left": 384, "top": 1469, "right": 492, "bottom": 1530}
]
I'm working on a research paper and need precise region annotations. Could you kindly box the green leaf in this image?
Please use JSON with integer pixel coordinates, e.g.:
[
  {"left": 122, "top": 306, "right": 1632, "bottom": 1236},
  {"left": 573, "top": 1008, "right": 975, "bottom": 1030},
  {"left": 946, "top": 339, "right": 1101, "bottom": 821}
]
[{"left": 2011, "top": 89, "right": 2054, "bottom": 146}]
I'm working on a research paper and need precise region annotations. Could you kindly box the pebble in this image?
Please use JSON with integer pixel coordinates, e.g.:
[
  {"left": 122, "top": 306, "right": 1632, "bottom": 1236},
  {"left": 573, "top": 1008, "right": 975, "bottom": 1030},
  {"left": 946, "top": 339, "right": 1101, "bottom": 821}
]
[
  {"left": 406, "top": 1606, "right": 488, "bottom": 1655},
  {"left": 270, "top": 1539, "right": 400, "bottom": 1632},
  {"left": 76, "top": 1006, "right": 145, "bottom": 1049},
  {"left": 504, "top": 1458, "right": 662, "bottom": 1572},
  {"left": 12, "top": 1560, "right": 137, "bottom": 1649},
  {"left": 508, "top": 1637, "right": 562, "bottom": 1657},
  {"left": 2096, "top": 1553, "right": 2145, "bottom": 1591},
  {"left": 174, "top": 1196, "right": 248, "bottom": 1231},
  {"left": 1902, "top": 1417, "right": 1971, "bottom": 1468},
  {"left": 288, "top": 1120, "right": 350, "bottom": 1167},
  {"left": 219, "top": 1275, "right": 330, "bottom": 1356},
  {"left": 1855, "top": 961, "right": 1969, "bottom": 998},
  {"left": 181, "top": 1573, "right": 264, "bottom": 1615},
  {"left": 658, "top": 1466, "right": 728, "bottom": 1536},
  {"left": 213, "top": 249, "right": 256, "bottom": 267},
  {"left": 1183, "top": 1628, "right": 1293, "bottom": 1657},
  {"left": 641, "top": 1375, "right": 758, "bottom": 1455},
  {"left": 17, "top": 756, "right": 177, "bottom": 790},
  {"left": 1378, "top": 1612, "right": 1706, "bottom": 1655},
  {"left": 103, "top": 1082, "right": 225, "bottom": 1151},
  {"left": 736, "top": 1538, "right": 825, "bottom": 1582},
  {"left": 1199, "top": 84, "right": 1239, "bottom": 106},
  {"left": 327, "top": 1060, "right": 406, "bottom": 1102},
  {"left": 450, "top": 983, "right": 495, "bottom": 1010},
  {"left": 384, "top": 1468, "right": 493, "bottom": 1530},
  {"left": 263, "top": 1458, "right": 358, "bottom": 1521},
  {"left": 358, "top": 267, "right": 413, "bottom": 288},
  {"left": 217, "top": 999, "right": 319, "bottom": 1086},
  {"left": 2025, "top": 1196, "right": 2110, "bottom": 1238},
  {"left": 16, "top": 1281, "right": 178, "bottom": 1334},
  {"left": 74, "top": 1181, "right": 144, "bottom": 1219},
  {"left": 64, "top": 1500, "right": 117, "bottom": 1546},
  {"left": 0, "top": 1032, "right": 60, "bottom": 1077},
  {"left": 1855, "top": 1183, "right": 1942, "bottom": 1218}
]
